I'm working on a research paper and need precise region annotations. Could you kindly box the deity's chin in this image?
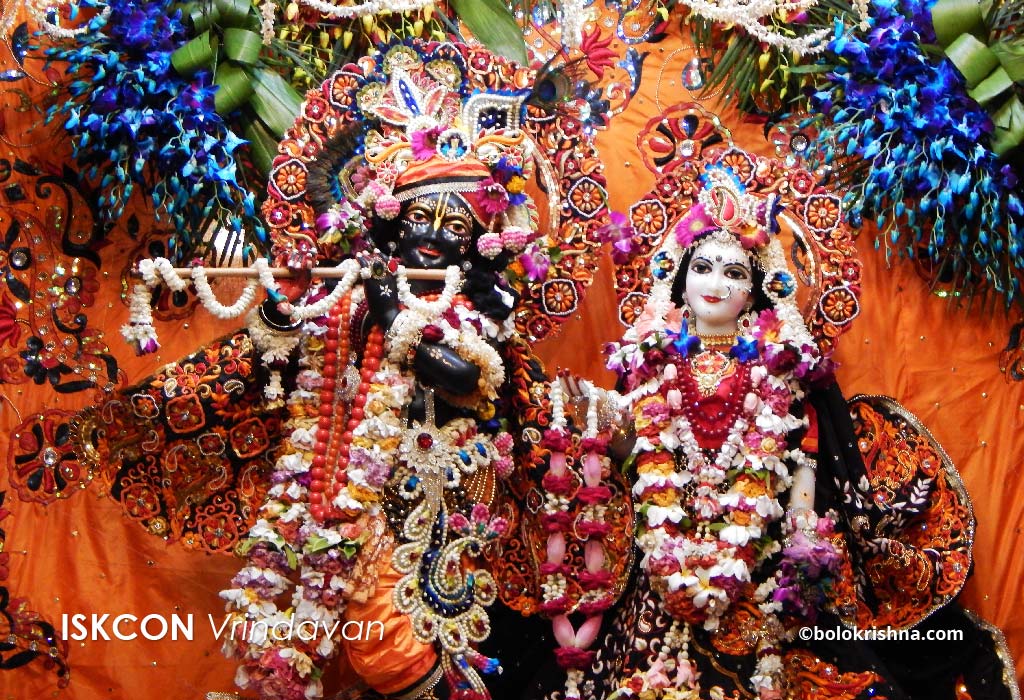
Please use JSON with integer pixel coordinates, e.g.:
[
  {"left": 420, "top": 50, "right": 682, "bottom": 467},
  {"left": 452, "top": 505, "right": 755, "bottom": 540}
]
[
  {"left": 691, "top": 312, "right": 742, "bottom": 335},
  {"left": 401, "top": 249, "right": 453, "bottom": 270}
]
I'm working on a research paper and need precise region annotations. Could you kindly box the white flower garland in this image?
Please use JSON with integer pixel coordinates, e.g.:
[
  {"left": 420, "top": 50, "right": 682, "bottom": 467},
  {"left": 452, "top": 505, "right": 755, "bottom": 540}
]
[
  {"left": 680, "top": 0, "right": 833, "bottom": 55},
  {"left": 138, "top": 257, "right": 187, "bottom": 292},
  {"left": 296, "top": 0, "right": 433, "bottom": 19},
  {"left": 385, "top": 276, "right": 506, "bottom": 401},
  {"left": 120, "top": 283, "right": 160, "bottom": 354},
  {"left": 558, "top": 0, "right": 587, "bottom": 48},
  {"left": 617, "top": 317, "right": 822, "bottom": 698},
  {"left": 395, "top": 265, "right": 463, "bottom": 317},
  {"left": 191, "top": 265, "right": 261, "bottom": 320},
  {"left": 3, "top": 1, "right": 112, "bottom": 40},
  {"left": 550, "top": 379, "right": 567, "bottom": 429},
  {"left": 284, "top": 259, "right": 361, "bottom": 321}
]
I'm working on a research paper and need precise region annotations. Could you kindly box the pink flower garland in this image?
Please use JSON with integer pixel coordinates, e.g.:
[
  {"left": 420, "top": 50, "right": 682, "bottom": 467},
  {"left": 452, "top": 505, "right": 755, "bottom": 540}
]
[{"left": 539, "top": 385, "right": 617, "bottom": 700}]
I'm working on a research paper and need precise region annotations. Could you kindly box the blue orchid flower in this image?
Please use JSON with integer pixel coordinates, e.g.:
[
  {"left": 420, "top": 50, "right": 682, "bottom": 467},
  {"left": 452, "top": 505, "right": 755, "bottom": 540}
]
[
  {"left": 669, "top": 320, "right": 701, "bottom": 358},
  {"left": 729, "top": 336, "right": 759, "bottom": 363},
  {"left": 44, "top": 0, "right": 264, "bottom": 262},
  {"left": 808, "top": 0, "right": 1024, "bottom": 304}
]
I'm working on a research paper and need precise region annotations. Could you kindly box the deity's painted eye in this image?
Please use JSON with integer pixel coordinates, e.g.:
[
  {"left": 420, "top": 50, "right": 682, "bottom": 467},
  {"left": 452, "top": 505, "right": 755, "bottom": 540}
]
[
  {"left": 404, "top": 208, "right": 430, "bottom": 224},
  {"left": 690, "top": 259, "right": 712, "bottom": 274},
  {"left": 447, "top": 219, "right": 469, "bottom": 237},
  {"left": 725, "top": 265, "right": 751, "bottom": 280}
]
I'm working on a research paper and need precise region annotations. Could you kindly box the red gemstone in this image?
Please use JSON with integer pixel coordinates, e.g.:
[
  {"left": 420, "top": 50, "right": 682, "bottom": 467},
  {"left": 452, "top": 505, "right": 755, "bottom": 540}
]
[
  {"left": 417, "top": 432, "right": 433, "bottom": 449},
  {"left": 422, "top": 324, "right": 444, "bottom": 343}
]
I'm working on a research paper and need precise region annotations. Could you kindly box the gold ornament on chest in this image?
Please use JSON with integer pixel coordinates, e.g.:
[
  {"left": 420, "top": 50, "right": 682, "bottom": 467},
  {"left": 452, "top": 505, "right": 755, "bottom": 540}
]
[{"left": 689, "top": 350, "right": 737, "bottom": 396}]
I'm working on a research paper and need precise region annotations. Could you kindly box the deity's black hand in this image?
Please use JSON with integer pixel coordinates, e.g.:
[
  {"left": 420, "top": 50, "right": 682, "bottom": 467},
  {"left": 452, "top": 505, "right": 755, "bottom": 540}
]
[
  {"left": 359, "top": 254, "right": 480, "bottom": 397},
  {"left": 359, "top": 255, "right": 399, "bottom": 330},
  {"left": 258, "top": 267, "right": 311, "bottom": 332}
]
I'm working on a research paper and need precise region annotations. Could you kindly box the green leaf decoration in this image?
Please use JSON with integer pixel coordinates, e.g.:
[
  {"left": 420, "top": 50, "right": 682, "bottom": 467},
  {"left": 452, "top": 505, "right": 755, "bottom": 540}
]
[
  {"left": 181, "top": 2, "right": 221, "bottom": 33},
  {"left": 932, "top": 0, "right": 1024, "bottom": 162},
  {"left": 171, "top": 1, "right": 301, "bottom": 139},
  {"left": 450, "top": 0, "right": 528, "bottom": 65},
  {"left": 931, "top": 0, "right": 985, "bottom": 46},
  {"left": 235, "top": 537, "right": 258, "bottom": 556},
  {"left": 250, "top": 67, "right": 303, "bottom": 137},
  {"left": 304, "top": 535, "right": 335, "bottom": 554},
  {"left": 224, "top": 27, "right": 263, "bottom": 65},
  {"left": 214, "top": 64, "right": 255, "bottom": 113},
  {"left": 992, "top": 39, "right": 1024, "bottom": 82},
  {"left": 945, "top": 32, "right": 999, "bottom": 86},
  {"left": 687, "top": 0, "right": 856, "bottom": 115},
  {"left": 171, "top": 30, "right": 214, "bottom": 75},
  {"left": 242, "top": 116, "right": 279, "bottom": 175},
  {"left": 968, "top": 65, "right": 1012, "bottom": 104},
  {"left": 991, "top": 94, "right": 1024, "bottom": 155},
  {"left": 214, "top": 0, "right": 250, "bottom": 26},
  {"left": 284, "top": 545, "right": 298, "bottom": 570}
]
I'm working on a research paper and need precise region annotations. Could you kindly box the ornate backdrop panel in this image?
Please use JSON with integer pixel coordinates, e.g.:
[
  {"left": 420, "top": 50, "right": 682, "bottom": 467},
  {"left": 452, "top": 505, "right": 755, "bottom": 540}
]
[{"left": 1, "top": 3, "right": 1021, "bottom": 699}]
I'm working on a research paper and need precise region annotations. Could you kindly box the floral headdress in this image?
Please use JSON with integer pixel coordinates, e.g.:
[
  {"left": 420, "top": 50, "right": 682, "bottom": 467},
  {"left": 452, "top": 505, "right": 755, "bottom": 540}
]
[
  {"left": 264, "top": 38, "right": 612, "bottom": 344},
  {"left": 632, "top": 162, "right": 814, "bottom": 349},
  {"left": 301, "top": 42, "right": 539, "bottom": 261}
]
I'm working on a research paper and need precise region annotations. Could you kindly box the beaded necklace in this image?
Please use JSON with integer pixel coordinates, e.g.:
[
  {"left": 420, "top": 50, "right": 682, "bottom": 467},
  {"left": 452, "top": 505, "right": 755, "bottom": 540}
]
[{"left": 622, "top": 328, "right": 803, "bottom": 699}]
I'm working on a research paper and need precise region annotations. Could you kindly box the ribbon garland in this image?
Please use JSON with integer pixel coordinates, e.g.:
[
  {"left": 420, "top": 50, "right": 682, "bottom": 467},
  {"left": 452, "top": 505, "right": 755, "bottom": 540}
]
[
  {"left": 931, "top": 0, "right": 1024, "bottom": 156},
  {"left": 170, "top": 0, "right": 303, "bottom": 174}
]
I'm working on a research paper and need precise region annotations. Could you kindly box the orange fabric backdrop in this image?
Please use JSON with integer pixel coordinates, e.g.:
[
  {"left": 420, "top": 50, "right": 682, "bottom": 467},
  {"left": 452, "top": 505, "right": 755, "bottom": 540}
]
[{"left": 2, "top": 8, "right": 1022, "bottom": 699}]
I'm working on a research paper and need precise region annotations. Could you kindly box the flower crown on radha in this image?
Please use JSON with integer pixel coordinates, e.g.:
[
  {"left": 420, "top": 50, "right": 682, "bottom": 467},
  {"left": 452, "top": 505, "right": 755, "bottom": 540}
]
[
  {"left": 629, "top": 163, "right": 815, "bottom": 349},
  {"left": 305, "top": 42, "right": 540, "bottom": 261}
]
